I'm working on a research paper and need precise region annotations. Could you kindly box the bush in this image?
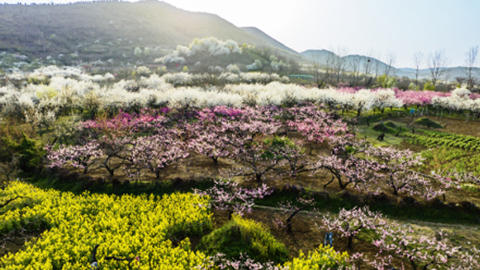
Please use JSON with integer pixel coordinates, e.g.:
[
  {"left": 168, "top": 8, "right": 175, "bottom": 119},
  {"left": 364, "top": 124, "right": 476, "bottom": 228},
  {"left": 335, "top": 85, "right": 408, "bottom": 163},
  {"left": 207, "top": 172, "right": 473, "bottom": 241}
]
[
  {"left": 424, "top": 81, "right": 436, "bottom": 91},
  {"left": 408, "top": 82, "right": 420, "bottom": 91},
  {"left": 136, "top": 66, "right": 151, "bottom": 76},
  {"left": 1, "top": 133, "right": 45, "bottom": 172},
  {"left": 376, "top": 74, "right": 397, "bottom": 88},
  {"left": 227, "top": 64, "right": 241, "bottom": 74},
  {"left": 372, "top": 122, "right": 396, "bottom": 134},
  {"left": 134, "top": 46, "right": 142, "bottom": 57},
  {"left": 385, "top": 121, "right": 397, "bottom": 128},
  {"left": 283, "top": 245, "right": 350, "bottom": 269},
  {"left": 196, "top": 215, "right": 289, "bottom": 264},
  {"left": 415, "top": 117, "right": 443, "bottom": 128}
]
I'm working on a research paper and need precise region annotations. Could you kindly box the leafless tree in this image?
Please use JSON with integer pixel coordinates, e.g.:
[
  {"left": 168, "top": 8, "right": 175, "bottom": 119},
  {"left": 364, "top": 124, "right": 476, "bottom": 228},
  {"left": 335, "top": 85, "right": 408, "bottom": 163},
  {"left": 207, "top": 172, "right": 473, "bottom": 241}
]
[
  {"left": 363, "top": 49, "right": 374, "bottom": 83},
  {"left": 464, "top": 46, "right": 479, "bottom": 89},
  {"left": 413, "top": 51, "right": 424, "bottom": 89},
  {"left": 309, "top": 50, "right": 322, "bottom": 87},
  {"left": 428, "top": 49, "right": 450, "bottom": 87},
  {"left": 384, "top": 52, "right": 397, "bottom": 78},
  {"left": 349, "top": 55, "right": 361, "bottom": 86},
  {"left": 373, "top": 50, "right": 381, "bottom": 79},
  {"left": 323, "top": 51, "right": 336, "bottom": 85},
  {"left": 333, "top": 46, "right": 348, "bottom": 82}
]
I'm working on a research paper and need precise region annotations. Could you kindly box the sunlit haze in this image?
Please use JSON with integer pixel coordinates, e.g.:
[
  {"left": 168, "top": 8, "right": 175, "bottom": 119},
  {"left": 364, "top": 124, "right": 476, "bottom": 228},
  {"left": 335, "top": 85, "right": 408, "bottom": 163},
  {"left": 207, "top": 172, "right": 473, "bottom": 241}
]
[{"left": 5, "top": 0, "right": 480, "bottom": 68}]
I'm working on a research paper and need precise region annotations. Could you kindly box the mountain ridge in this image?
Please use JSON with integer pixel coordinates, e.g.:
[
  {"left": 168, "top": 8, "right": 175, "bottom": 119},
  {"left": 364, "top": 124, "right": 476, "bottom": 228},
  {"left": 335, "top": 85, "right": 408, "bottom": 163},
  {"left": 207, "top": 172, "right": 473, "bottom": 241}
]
[{"left": 0, "top": 1, "right": 288, "bottom": 63}]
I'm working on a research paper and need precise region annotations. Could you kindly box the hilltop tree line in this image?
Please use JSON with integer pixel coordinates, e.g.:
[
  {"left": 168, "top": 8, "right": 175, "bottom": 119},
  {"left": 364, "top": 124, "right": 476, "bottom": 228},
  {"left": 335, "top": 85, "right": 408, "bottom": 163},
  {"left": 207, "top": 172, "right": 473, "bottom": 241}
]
[{"left": 309, "top": 46, "right": 479, "bottom": 91}]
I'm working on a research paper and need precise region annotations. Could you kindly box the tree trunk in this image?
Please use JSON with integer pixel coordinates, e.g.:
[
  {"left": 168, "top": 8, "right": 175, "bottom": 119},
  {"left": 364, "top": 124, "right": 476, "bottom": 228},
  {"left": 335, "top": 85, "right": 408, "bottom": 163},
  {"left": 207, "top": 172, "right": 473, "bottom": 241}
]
[
  {"left": 323, "top": 175, "right": 335, "bottom": 188},
  {"left": 286, "top": 206, "right": 307, "bottom": 232},
  {"left": 410, "top": 259, "right": 417, "bottom": 270},
  {"left": 338, "top": 176, "right": 347, "bottom": 189}
]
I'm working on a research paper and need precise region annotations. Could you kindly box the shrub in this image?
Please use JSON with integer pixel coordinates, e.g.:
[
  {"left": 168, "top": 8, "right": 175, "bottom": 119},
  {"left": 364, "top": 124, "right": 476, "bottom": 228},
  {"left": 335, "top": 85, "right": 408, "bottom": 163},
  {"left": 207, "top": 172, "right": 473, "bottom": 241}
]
[
  {"left": 282, "top": 245, "right": 350, "bottom": 269},
  {"left": 376, "top": 74, "right": 397, "bottom": 88},
  {"left": 196, "top": 215, "right": 289, "bottom": 264},
  {"left": 415, "top": 117, "right": 443, "bottom": 128},
  {"left": 134, "top": 46, "right": 142, "bottom": 57},
  {"left": 136, "top": 66, "right": 151, "bottom": 76},
  {"left": 424, "top": 81, "right": 436, "bottom": 91},
  {"left": 372, "top": 122, "right": 396, "bottom": 134},
  {"left": 2, "top": 133, "right": 45, "bottom": 172},
  {"left": 408, "top": 82, "right": 420, "bottom": 91},
  {"left": 227, "top": 64, "right": 241, "bottom": 74},
  {"left": 384, "top": 121, "right": 397, "bottom": 128},
  {"left": 35, "top": 86, "right": 57, "bottom": 99}
]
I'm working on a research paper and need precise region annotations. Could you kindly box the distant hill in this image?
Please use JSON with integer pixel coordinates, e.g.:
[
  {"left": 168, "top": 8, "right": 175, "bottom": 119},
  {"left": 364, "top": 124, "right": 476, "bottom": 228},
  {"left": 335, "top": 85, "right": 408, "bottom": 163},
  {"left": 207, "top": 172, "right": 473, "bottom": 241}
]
[
  {"left": 302, "top": 50, "right": 480, "bottom": 81},
  {"left": 241, "top": 27, "right": 300, "bottom": 56},
  {"left": 301, "top": 50, "right": 337, "bottom": 65},
  {"left": 302, "top": 50, "right": 391, "bottom": 76},
  {"left": 0, "top": 1, "right": 301, "bottom": 65},
  {"left": 396, "top": 66, "right": 480, "bottom": 81}
]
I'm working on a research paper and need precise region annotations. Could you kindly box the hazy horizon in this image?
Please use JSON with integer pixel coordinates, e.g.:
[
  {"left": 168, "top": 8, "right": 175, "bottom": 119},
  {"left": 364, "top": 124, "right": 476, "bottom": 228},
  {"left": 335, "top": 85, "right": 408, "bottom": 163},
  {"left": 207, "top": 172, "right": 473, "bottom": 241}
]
[{"left": 4, "top": 0, "right": 480, "bottom": 69}]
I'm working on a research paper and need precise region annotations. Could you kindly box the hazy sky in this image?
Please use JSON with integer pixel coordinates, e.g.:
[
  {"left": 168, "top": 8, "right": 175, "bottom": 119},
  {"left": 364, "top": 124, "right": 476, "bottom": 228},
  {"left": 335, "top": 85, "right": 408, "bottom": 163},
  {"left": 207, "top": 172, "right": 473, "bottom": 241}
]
[{"left": 5, "top": 0, "right": 480, "bottom": 68}]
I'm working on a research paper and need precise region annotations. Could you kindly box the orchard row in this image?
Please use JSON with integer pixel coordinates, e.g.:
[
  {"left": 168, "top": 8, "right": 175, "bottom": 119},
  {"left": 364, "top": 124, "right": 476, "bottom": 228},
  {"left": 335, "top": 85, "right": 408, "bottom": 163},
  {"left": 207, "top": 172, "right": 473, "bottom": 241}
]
[{"left": 47, "top": 104, "right": 480, "bottom": 201}]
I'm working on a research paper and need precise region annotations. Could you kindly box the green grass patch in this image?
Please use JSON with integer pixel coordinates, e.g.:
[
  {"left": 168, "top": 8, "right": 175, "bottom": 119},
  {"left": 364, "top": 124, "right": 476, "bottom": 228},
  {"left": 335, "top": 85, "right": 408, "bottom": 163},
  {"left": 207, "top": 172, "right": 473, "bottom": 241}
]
[
  {"left": 196, "top": 215, "right": 290, "bottom": 264},
  {"left": 356, "top": 122, "right": 406, "bottom": 147}
]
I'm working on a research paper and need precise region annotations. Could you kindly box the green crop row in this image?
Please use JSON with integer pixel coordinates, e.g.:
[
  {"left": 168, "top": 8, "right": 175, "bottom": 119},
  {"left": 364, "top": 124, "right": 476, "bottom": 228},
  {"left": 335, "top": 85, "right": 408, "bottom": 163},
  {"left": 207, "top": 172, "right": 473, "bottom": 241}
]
[
  {"left": 420, "top": 146, "right": 480, "bottom": 177},
  {"left": 405, "top": 131, "right": 480, "bottom": 151}
]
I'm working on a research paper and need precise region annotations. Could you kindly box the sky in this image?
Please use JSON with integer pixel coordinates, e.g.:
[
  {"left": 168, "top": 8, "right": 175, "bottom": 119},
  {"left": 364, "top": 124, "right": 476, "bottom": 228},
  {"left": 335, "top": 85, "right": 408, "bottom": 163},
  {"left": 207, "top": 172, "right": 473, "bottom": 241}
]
[{"left": 5, "top": 0, "right": 480, "bottom": 68}]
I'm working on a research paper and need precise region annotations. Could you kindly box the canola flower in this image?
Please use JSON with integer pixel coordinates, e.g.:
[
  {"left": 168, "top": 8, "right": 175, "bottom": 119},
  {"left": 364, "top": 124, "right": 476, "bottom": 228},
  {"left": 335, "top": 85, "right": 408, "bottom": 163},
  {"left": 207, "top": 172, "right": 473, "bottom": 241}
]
[{"left": 0, "top": 181, "right": 212, "bottom": 269}]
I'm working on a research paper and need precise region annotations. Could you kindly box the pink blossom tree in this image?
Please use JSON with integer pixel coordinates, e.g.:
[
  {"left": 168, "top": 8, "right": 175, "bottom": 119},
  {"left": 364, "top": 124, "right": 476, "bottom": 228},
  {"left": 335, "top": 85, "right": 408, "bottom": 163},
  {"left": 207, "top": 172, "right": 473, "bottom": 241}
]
[
  {"left": 98, "top": 134, "right": 134, "bottom": 177},
  {"left": 274, "top": 197, "right": 316, "bottom": 232},
  {"left": 191, "top": 108, "right": 233, "bottom": 165},
  {"left": 314, "top": 137, "right": 380, "bottom": 190},
  {"left": 222, "top": 109, "right": 283, "bottom": 182},
  {"left": 372, "top": 226, "right": 480, "bottom": 270},
  {"left": 46, "top": 141, "right": 103, "bottom": 174},
  {"left": 287, "top": 104, "right": 349, "bottom": 147},
  {"left": 195, "top": 252, "right": 285, "bottom": 270},
  {"left": 319, "top": 206, "right": 387, "bottom": 249},
  {"left": 129, "top": 132, "right": 188, "bottom": 179},
  {"left": 433, "top": 168, "right": 480, "bottom": 201},
  {"left": 268, "top": 138, "right": 314, "bottom": 178},
  {"left": 367, "top": 146, "right": 441, "bottom": 199},
  {"left": 200, "top": 179, "right": 272, "bottom": 219}
]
